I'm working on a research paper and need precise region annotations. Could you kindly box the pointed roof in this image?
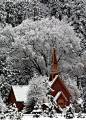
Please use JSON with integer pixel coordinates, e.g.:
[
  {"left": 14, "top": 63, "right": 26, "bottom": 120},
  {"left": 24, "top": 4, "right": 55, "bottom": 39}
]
[
  {"left": 51, "top": 75, "right": 72, "bottom": 97},
  {"left": 54, "top": 91, "right": 68, "bottom": 103},
  {"left": 51, "top": 47, "right": 58, "bottom": 64}
]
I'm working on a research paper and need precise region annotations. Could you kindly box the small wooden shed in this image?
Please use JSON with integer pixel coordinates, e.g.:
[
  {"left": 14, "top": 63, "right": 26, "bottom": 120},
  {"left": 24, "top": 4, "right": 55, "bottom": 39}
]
[{"left": 8, "top": 85, "right": 29, "bottom": 111}]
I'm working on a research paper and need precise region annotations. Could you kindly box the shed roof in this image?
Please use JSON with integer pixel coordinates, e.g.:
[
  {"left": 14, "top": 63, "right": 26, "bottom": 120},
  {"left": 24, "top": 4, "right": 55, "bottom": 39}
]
[{"left": 12, "top": 85, "right": 29, "bottom": 102}]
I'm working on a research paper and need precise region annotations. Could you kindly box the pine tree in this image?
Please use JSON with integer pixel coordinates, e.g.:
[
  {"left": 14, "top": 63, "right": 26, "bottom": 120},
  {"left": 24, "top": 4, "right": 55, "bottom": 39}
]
[
  {"left": 31, "top": 102, "right": 43, "bottom": 118},
  {"left": 7, "top": 103, "right": 23, "bottom": 120},
  {"left": 77, "top": 111, "right": 85, "bottom": 118},
  {"left": 0, "top": 112, "right": 6, "bottom": 119},
  {"left": 7, "top": 104, "right": 17, "bottom": 119},
  {"left": 66, "top": 104, "right": 75, "bottom": 119},
  {"left": 43, "top": 79, "right": 58, "bottom": 118},
  {"left": 46, "top": 95, "right": 57, "bottom": 118}
]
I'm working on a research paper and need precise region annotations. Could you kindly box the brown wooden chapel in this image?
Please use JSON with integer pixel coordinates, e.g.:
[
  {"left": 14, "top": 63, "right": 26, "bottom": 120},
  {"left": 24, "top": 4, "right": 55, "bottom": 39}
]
[{"left": 49, "top": 47, "right": 71, "bottom": 111}]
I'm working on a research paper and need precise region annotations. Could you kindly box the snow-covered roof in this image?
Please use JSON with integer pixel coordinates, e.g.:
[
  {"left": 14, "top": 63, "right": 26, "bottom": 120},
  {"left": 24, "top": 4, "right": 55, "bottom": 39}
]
[
  {"left": 58, "top": 105, "right": 63, "bottom": 112},
  {"left": 54, "top": 91, "right": 62, "bottom": 102},
  {"left": 49, "top": 75, "right": 58, "bottom": 86},
  {"left": 52, "top": 75, "right": 58, "bottom": 84},
  {"left": 55, "top": 104, "right": 63, "bottom": 112},
  {"left": 50, "top": 75, "right": 71, "bottom": 97},
  {"left": 54, "top": 91, "right": 68, "bottom": 103},
  {"left": 12, "top": 85, "right": 29, "bottom": 102}
]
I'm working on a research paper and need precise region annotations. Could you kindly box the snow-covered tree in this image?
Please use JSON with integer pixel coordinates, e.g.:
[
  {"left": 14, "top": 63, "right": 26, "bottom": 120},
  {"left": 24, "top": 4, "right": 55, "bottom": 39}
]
[
  {"left": 12, "top": 17, "right": 82, "bottom": 78},
  {"left": 28, "top": 76, "right": 58, "bottom": 118},
  {"left": 31, "top": 102, "right": 43, "bottom": 118},
  {"left": 46, "top": 0, "right": 86, "bottom": 49},
  {"left": 7, "top": 103, "right": 23, "bottom": 120},
  {"left": 0, "top": 93, "right": 6, "bottom": 113},
  {"left": 0, "top": 0, "right": 49, "bottom": 27},
  {"left": 43, "top": 79, "right": 58, "bottom": 118},
  {"left": 72, "top": 100, "right": 81, "bottom": 113},
  {"left": 1, "top": 17, "right": 83, "bottom": 80},
  {"left": 25, "top": 75, "right": 48, "bottom": 113},
  {"left": 61, "top": 75, "right": 80, "bottom": 102},
  {"left": 43, "top": 95, "right": 58, "bottom": 118},
  {"left": 77, "top": 111, "right": 85, "bottom": 118},
  {"left": 66, "top": 104, "right": 75, "bottom": 119},
  {"left": 0, "top": 112, "right": 6, "bottom": 120}
]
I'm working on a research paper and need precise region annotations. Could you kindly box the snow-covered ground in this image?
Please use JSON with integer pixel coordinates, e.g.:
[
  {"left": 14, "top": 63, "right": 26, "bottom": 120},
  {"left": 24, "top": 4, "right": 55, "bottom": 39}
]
[
  {"left": 20, "top": 114, "right": 86, "bottom": 120},
  {"left": 4, "top": 113, "right": 86, "bottom": 120}
]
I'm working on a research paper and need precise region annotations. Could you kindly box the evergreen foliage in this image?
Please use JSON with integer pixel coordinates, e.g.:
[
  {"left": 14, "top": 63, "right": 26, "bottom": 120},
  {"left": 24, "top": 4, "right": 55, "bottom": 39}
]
[
  {"left": 66, "top": 104, "right": 75, "bottom": 119},
  {"left": 31, "top": 102, "right": 43, "bottom": 118},
  {"left": 7, "top": 103, "right": 23, "bottom": 120}
]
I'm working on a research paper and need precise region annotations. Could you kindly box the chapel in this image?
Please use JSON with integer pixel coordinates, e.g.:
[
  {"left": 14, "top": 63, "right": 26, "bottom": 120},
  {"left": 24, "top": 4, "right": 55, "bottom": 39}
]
[{"left": 49, "top": 47, "right": 72, "bottom": 111}]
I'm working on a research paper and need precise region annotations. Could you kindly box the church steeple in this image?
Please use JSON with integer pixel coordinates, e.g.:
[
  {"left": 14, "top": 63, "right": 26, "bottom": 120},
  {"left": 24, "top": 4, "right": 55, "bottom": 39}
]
[
  {"left": 51, "top": 47, "right": 58, "bottom": 64},
  {"left": 49, "top": 47, "right": 58, "bottom": 81}
]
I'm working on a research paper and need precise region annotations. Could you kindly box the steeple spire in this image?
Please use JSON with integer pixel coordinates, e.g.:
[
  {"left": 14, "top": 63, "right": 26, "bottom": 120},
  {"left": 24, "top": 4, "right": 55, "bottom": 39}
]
[
  {"left": 51, "top": 47, "right": 58, "bottom": 64},
  {"left": 49, "top": 47, "right": 58, "bottom": 81}
]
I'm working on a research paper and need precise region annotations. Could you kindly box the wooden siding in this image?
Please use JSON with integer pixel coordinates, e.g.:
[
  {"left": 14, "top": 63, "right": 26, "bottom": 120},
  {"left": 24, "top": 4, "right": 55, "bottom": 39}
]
[
  {"left": 51, "top": 76, "right": 71, "bottom": 106},
  {"left": 8, "top": 87, "right": 24, "bottom": 111}
]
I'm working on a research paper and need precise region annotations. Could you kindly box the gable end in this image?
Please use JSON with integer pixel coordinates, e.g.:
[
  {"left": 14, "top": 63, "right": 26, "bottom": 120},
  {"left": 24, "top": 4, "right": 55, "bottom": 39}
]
[{"left": 51, "top": 76, "right": 72, "bottom": 97}]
